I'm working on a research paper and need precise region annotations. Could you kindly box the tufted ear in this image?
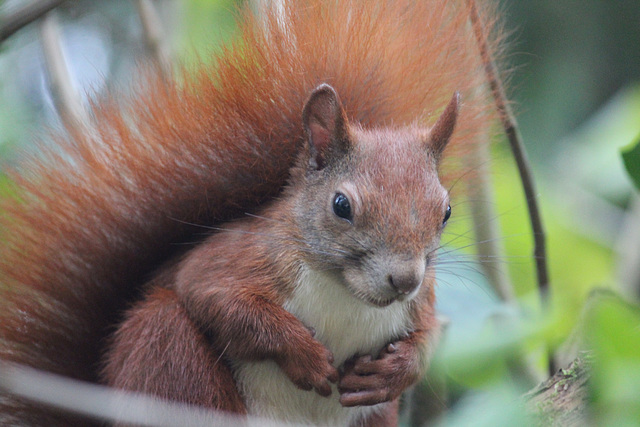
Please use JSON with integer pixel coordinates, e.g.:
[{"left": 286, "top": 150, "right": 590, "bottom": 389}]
[
  {"left": 302, "top": 84, "right": 350, "bottom": 170},
  {"left": 427, "top": 91, "right": 460, "bottom": 160}
]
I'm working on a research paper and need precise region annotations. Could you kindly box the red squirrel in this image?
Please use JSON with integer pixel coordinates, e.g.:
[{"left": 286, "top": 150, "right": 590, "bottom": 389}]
[
  {"left": 104, "top": 84, "right": 455, "bottom": 426},
  {"left": 0, "top": 0, "right": 500, "bottom": 425}
]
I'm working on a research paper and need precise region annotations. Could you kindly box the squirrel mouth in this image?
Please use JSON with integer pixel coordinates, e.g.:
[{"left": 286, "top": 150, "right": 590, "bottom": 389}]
[
  {"left": 340, "top": 270, "right": 406, "bottom": 308},
  {"left": 361, "top": 288, "right": 417, "bottom": 308},
  {"left": 362, "top": 294, "right": 398, "bottom": 308}
]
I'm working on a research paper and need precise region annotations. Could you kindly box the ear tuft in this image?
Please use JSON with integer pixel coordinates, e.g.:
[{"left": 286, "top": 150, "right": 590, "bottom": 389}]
[
  {"left": 302, "top": 84, "right": 350, "bottom": 170},
  {"left": 428, "top": 91, "right": 460, "bottom": 159}
]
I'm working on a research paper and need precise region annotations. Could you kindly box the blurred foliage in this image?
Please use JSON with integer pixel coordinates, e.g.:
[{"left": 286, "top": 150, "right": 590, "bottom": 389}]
[
  {"left": 432, "top": 83, "right": 640, "bottom": 425},
  {"left": 178, "top": 0, "right": 241, "bottom": 61},
  {"left": 429, "top": 289, "right": 640, "bottom": 426},
  {"left": 622, "top": 136, "right": 640, "bottom": 190},
  {"left": 588, "top": 292, "right": 640, "bottom": 426},
  {"left": 501, "top": 0, "right": 640, "bottom": 161}
]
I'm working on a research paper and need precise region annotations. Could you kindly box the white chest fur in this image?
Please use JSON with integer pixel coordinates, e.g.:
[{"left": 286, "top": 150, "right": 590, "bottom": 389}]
[{"left": 233, "top": 267, "right": 413, "bottom": 426}]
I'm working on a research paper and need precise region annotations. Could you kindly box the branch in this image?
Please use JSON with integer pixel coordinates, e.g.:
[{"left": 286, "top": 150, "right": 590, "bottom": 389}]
[
  {"left": 615, "top": 194, "right": 640, "bottom": 298},
  {"left": 524, "top": 354, "right": 591, "bottom": 426},
  {"left": 134, "top": 0, "right": 172, "bottom": 77},
  {"left": 0, "top": 361, "right": 293, "bottom": 427},
  {"left": 38, "top": 10, "right": 89, "bottom": 130},
  {"left": 0, "top": 0, "right": 67, "bottom": 43},
  {"left": 466, "top": 132, "right": 515, "bottom": 303},
  {"left": 466, "top": 0, "right": 550, "bottom": 298}
]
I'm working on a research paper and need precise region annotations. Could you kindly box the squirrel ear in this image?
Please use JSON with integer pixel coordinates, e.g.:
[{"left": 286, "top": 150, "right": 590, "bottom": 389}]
[
  {"left": 302, "top": 84, "right": 350, "bottom": 170},
  {"left": 428, "top": 91, "right": 460, "bottom": 160}
]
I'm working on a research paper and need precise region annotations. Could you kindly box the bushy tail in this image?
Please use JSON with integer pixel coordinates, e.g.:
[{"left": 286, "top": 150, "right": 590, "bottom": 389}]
[{"left": 0, "top": 0, "right": 500, "bottom": 424}]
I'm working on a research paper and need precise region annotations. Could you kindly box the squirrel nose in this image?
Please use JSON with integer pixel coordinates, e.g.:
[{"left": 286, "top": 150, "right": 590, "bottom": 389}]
[{"left": 387, "top": 261, "right": 425, "bottom": 295}]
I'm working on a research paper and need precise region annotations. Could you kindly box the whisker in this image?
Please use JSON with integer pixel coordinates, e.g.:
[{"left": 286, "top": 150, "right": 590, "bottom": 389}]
[
  {"left": 437, "top": 232, "right": 532, "bottom": 256},
  {"left": 435, "top": 269, "right": 496, "bottom": 300},
  {"left": 243, "top": 212, "right": 282, "bottom": 223},
  {"left": 247, "top": 212, "right": 371, "bottom": 259},
  {"left": 171, "top": 216, "right": 353, "bottom": 258}
]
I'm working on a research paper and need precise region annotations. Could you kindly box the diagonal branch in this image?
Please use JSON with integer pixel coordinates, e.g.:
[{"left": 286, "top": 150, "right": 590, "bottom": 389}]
[
  {"left": 0, "top": 0, "right": 67, "bottom": 43},
  {"left": 39, "top": 10, "right": 89, "bottom": 130},
  {"left": 0, "top": 361, "right": 274, "bottom": 426},
  {"left": 466, "top": 0, "right": 550, "bottom": 299},
  {"left": 134, "top": 0, "right": 172, "bottom": 77}
]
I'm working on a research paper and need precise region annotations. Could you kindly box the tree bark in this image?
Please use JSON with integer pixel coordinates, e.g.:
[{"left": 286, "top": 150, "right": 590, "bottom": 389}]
[{"left": 524, "top": 354, "right": 591, "bottom": 426}]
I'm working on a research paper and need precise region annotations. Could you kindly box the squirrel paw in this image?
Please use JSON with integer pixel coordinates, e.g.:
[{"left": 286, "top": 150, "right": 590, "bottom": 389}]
[
  {"left": 338, "top": 339, "right": 420, "bottom": 407},
  {"left": 277, "top": 339, "right": 339, "bottom": 397}
]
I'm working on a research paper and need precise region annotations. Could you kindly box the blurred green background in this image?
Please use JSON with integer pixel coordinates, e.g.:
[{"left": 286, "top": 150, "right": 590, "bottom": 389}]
[{"left": 1, "top": 0, "right": 639, "bottom": 425}]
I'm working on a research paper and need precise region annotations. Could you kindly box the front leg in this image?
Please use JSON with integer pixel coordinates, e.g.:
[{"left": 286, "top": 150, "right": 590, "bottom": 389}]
[
  {"left": 338, "top": 331, "right": 429, "bottom": 407},
  {"left": 175, "top": 271, "right": 339, "bottom": 397}
]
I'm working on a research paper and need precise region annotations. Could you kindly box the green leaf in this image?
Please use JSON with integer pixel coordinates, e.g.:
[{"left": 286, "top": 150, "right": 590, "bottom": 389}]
[
  {"left": 586, "top": 291, "right": 640, "bottom": 426},
  {"left": 621, "top": 135, "right": 640, "bottom": 190}
]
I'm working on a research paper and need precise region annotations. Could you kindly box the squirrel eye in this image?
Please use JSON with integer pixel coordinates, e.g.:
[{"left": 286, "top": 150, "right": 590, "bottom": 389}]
[
  {"left": 443, "top": 204, "right": 452, "bottom": 225},
  {"left": 332, "top": 193, "right": 352, "bottom": 222}
]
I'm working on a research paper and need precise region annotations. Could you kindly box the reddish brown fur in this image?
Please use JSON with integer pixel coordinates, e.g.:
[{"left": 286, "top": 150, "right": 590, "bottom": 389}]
[
  {"left": 166, "top": 211, "right": 341, "bottom": 394},
  {"left": 105, "top": 85, "right": 445, "bottom": 425},
  {"left": 0, "top": 0, "right": 500, "bottom": 424},
  {"left": 106, "top": 191, "right": 436, "bottom": 425},
  {"left": 105, "top": 286, "right": 402, "bottom": 427},
  {"left": 103, "top": 286, "right": 246, "bottom": 413}
]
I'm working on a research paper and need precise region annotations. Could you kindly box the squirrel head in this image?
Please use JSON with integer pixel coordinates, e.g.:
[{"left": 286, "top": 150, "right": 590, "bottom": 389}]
[{"left": 292, "top": 84, "right": 458, "bottom": 307}]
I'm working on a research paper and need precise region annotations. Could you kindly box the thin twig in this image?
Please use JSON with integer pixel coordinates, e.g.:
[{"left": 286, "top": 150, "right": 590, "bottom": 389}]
[
  {"left": 134, "top": 0, "right": 172, "bottom": 77},
  {"left": 616, "top": 194, "right": 640, "bottom": 298},
  {"left": 0, "top": 0, "right": 67, "bottom": 43},
  {"left": 466, "top": 132, "right": 515, "bottom": 303},
  {"left": 467, "top": 0, "right": 553, "bottom": 378},
  {"left": 39, "top": 10, "right": 89, "bottom": 130},
  {"left": 466, "top": 0, "right": 549, "bottom": 298}
]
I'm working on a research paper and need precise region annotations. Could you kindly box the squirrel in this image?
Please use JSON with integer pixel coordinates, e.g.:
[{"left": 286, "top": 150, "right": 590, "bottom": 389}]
[
  {"left": 103, "top": 84, "right": 456, "bottom": 426},
  {"left": 0, "top": 0, "right": 500, "bottom": 425}
]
